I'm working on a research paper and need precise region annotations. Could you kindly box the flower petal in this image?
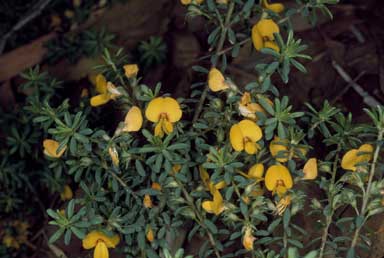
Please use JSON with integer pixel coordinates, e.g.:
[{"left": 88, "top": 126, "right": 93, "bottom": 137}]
[
  {"left": 238, "top": 119, "right": 263, "bottom": 142},
  {"left": 94, "top": 241, "right": 109, "bottom": 258},
  {"left": 90, "top": 94, "right": 111, "bottom": 107},
  {"left": 95, "top": 74, "right": 107, "bottom": 94},
  {"left": 145, "top": 98, "right": 164, "bottom": 122},
  {"left": 208, "top": 68, "right": 229, "bottom": 92},
  {"left": 123, "top": 106, "right": 143, "bottom": 132},
  {"left": 303, "top": 158, "right": 317, "bottom": 180},
  {"left": 251, "top": 24, "right": 264, "bottom": 50},
  {"left": 248, "top": 163, "right": 264, "bottom": 179},
  {"left": 265, "top": 165, "right": 292, "bottom": 191},
  {"left": 341, "top": 149, "right": 358, "bottom": 171},
  {"left": 43, "top": 139, "right": 66, "bottom": 158},
  {"left": 230, "top": 124, "right": 244, "bottom": 152},
  {"left": 82, "top": 231, "right": 101, "bottom": 249},
  {"left": 256, "top": 19, "right": 279, "bottom": 40},
  {"left": 263, "top": 41, "right": 280, "bottom": 52},
  {"left": 269, "top": 136, "right": 289, "bottom": 162},
  {"left": 162, "top": 97, "right": 182, "bottom": 122}
]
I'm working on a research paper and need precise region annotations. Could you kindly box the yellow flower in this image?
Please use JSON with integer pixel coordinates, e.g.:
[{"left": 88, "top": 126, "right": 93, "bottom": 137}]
[
  {"left": 208, "top": 68, "right": 230, "bottom": 92},
  {"left": 216, "top": 0, "right": 228, "bottom": 4},
  {"left": 251, "top": 19, "right": 280, "bottom": 52},
  {"left": 230, "top": 120, "right": 263, "bottom": 154},
  {"left": 238, "top": 92, "right": 266, "bottom": 120},
  {"left": 145, "top": 97, "right": 182, "bottom": 137},
  {"left": 60, "top": 185, "right": 73, "bottom": 201},
  {"left": 242, "top": 227, "right": 255, "bottom": 251},
  {"left": 108, "top": 146, "right": 119, "bottom": 167},
  {"left": 122, "top": 106, "right": 143, "bottom": 132},
  {"left": 202, "top": 185, "right": 225, "bottom": 215},
  {"left": 239, "top": 163, "right": 264, "bottom": 181},
  {"left": 302, "top": 158, "right": 318, "bottom": 180},
  {"left": 269, "top": 136, "right": 289, "bottom": 162},
  {"left": 199, "top": 166, "right": 226, "bottom": 192},
  {"left": 151, "top": 182, "right": 162, "bottom": 191},
  {"left": 43, "top": 139, "right": 66, "bottom": 158},
  {"left": 265, "top": 165, "right": 293, "bottom": 196},
  {"left": 82, "top": 231, "right": 120, "bottom": 258},
  {"left": 262, "top": 0, "right": 284, "bottom": 13},
  {"left": 180, "top": 0, "right": 204, "bottom": 5},
  {"left": 146, "top": 226, "right": 154, "bottom": 242},
  {"left": 123, "top": 64, "right": 139, "bottom": 79},
  {"left": 341, "top": 144, "right": 374, "bottom": 171},
  {"left": 274, "top": 195, "right": 291, "bottom": 216},
  {"left": 90, "top": 74, "right": 121, "bottom": 107}
]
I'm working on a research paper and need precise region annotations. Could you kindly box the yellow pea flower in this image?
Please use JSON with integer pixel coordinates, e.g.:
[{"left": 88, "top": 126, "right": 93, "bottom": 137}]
[
  {"left": 208, "top": 68, "right": 230, "bottom": 92},
  {"left": 239, "top": 163, "right": 264, "bottom": 181},
  {"left": 302, "top": 158, "right": 318, "bottom": 180},
  {"left": 143, "top": 194, "right": 153, "bottom": 208},
  {"left": 145, "top": 97, "right": 182, "bottom": 137},
  {"left": 122, "top": 106, "right": 143, "bottom": 132},
  {"left": 242, "top": 227, "right": 255, "bottom": 251},
  {"left": 265, "top": 165, "right": 293, "bottom": 196},
  {"left": 180, "top": 0, "right": 204, "bottom": 5},
  {"left": 151, "top": 182, "right": 162, "bottom": 191},
  {"left": 230, "top": 120, "right": 263, "bottom": 154},
  {"left": 90, "top": 74, "right": 121, "bottom": 107},
  {"left": 199, "top": 166, "right": 226, "bottom": 192},
  {"left": 43, "top": 139, "right": 66, "bottom": 158},
  {"left": 82, "top": 231, "right": 120, "bottom": 258},
  {"left": 251, "top": 19, "right": 280, "bottom": 52},
  {"left": 202, "top": 185, "right": 225, "bottom": 215},
  {"left": 238, "top": 92, "right": 266, "bottom": 120},
  {"left": 269, "top": 136, "right": 289, "bottom": 162},
  {"left": 60, "top": 185, "right": 73, "bottom": 201},
  {"left": 108, "top": 146, "right": 120, "bottom": 167},
  {"left": 341, "top": 144, "right": 373, "bottom": 171},
  {"left": 146, "top": 226, "right": 154, "bottom": 242},
  {"left": 262, "top": 0, "right": 284, "bottom": 13},
  {"left": 123, "top": 64, "right": 139, "bottom": 79},
  {"left": 274, "top": 195, "right": 291, "bottom": 216}
]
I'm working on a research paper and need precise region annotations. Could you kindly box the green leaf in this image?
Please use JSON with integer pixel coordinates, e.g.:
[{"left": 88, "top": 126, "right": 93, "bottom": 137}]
[{"left": 204, "top": 219, "right": 218, "bottom": 234}]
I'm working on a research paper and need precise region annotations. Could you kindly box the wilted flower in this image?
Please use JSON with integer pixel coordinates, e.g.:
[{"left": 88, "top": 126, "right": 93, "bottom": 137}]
[
  {"left": 145, "top": 97, "right": 182, "bottom": 137},
  {"left": 265, "top": 165, "right": 293, "bottom": 196},
  {"left": 143, "top": 194, "right": 153, "bottom": 208},
  {"left": 90, "top": 74, "right": 121, "bottom": 107},
  {"left": 60, "top": 185, "right": 73, "bottom": 201},
  {"left": 82, "top": 231, "right": 120, "bottom": 258},
  {"left": 122, "top": 106, "right": 143, "bottom": 132},
  {"left": 146, "top": 226, "right": 154, "bottom": 242},
  {"left": 262, "top": 0, "right": 284, "bottom": 13},
  {"left": 242, "top": 227, "right": 255, "bottom": 250},
  {"left": 151, "top": 182, "right": 162, "bottom": 191},
  {"left": 108, "top": 146, "right": 119, "bottom": 167},
  {"left": 302, "top": 158, "right": 318, "bottom": 180},
  {"left": 230, "top": 120, "right": 263, "bottom": 154},
  {"left": 238, "top": 92, "right": 266, "bottom": 120},
  {"left": 274, "top": 195, "right": 291, "bottom": 216},
  {"left": 341, "top": 144, "right": 373, "bottom": 171},
  {"left": 43, "top": 139, "right": 66, "bottom": 158},
  {"left": 252, "top": 19, "right": 280, "bottom": 52}
]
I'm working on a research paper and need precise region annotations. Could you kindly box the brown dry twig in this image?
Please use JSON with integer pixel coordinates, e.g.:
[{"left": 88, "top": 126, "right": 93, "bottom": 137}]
[{"left": 0, "top": 0, "right": 52, "bottom": 54}]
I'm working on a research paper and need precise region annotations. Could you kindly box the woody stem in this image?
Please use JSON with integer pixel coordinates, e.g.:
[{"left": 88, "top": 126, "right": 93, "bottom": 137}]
[
  {"left": 192, "top": 1, "right": 235, "bottom": 123},
  {"left": 350, "top": 129, "right": 384, "bottom": 250}
]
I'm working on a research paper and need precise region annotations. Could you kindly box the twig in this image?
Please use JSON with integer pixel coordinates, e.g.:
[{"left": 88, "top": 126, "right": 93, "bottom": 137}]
[
  {"left": 330, "top": 71, "right": 366, "bottom": 105},
  {"left": 0, "top": 0, "right": 52, "bottom": 54},
  {"left": 332, "top": 61, "right": 381, "bottom": 107}
]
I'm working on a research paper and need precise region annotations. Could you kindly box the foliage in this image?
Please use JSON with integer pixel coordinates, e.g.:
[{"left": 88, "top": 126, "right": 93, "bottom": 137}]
[{"left": 4, "top": 1, "right": 384, "bottom": 258}]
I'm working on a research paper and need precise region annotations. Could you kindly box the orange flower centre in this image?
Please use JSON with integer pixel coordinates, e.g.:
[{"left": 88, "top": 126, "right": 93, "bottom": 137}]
[{"left": 276, "top": 179, "right": 285, "bottom": 188}]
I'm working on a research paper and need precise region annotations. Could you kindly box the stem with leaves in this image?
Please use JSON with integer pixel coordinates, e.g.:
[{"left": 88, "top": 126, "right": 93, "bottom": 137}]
[
  {"left": 350, "top": 129, "right": 384, "bottom": 250},
  {"left": 192, "top": 1, "right": 235, "bottom": 123}
]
